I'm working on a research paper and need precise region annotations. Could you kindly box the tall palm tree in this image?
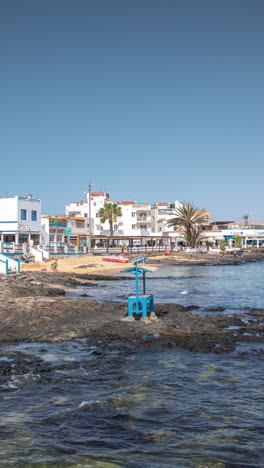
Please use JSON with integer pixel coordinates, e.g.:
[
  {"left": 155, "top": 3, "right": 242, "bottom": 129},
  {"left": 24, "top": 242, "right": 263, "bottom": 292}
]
[
  {"left": 167, "top": 201, "right": 207, "bottom": 248},
  {"left": 99, "top": 202, "right": 122, "bottom": 237}
]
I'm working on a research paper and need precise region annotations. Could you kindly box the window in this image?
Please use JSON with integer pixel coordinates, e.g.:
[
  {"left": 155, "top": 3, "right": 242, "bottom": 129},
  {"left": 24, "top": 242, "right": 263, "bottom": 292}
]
[
  {"left": 132, "top": 224, "right": 136, "bottom": 229},
  {"left": 132, "top": 212, "right": 136, "bottom": 217},
  {"left": 21, "top": 209, "right": 27, "bottom": 220},
  {"left": 76, "top": 220, "right": 84, "bottom": 229},
  {"left": 96, "top": 213, "right": 99, "bottom": 217},
  {"left": 84, "top": 213, "right": 88, "bottom": 218},
  {"left": 94, "top": 202, "right": 96, "bottom": 206},
  {"left": 19, "top": 234, "right": 28, "bottom": 243},
  {"left": 31, "top": 210, "right": 37, "bottom": 221},
  {"left": 114, "top": 224, "right": 118, "bottom": 229}
]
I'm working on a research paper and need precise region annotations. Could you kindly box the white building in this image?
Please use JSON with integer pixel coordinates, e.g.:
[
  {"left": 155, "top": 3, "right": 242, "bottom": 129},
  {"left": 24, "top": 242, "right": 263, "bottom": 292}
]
[
  {"left": 0, "top": 194, "right": 42, "bottom": 244},
  {"left": 151, "top": 201, "right": 182, "bottom": 233},
  {"left": 210, "top": 222, "right": 264, "bottom": 248},
  {"left": 66, "top": 192, "right": 110, "bottom": 236},
  {"left": 41, "top": 215, "right": 89, "bottom": 246},
  {"left": 99, "top": 201, "right": 152, "bottom": 237},
  {"left": 64, "top": 190, "right": 213, "bottom": 246},
  {"left": 65, "top": 193, "right": 183, "bottom": 239}
]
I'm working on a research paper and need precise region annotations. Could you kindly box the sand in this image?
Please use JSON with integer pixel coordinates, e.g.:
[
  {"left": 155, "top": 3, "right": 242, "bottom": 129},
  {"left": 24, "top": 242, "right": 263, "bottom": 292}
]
[
  {"left": 21, "top": 248, "right": 264, "bottom": 276},
  {"left": 21, "top": 254, "right": 138, "bottom": 276}
]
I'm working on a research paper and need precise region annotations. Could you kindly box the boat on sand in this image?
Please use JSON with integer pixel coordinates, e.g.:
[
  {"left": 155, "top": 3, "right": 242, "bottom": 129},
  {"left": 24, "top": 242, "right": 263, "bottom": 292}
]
[{"left": 102, "top": 256, "right": 129, "bottom": 263}]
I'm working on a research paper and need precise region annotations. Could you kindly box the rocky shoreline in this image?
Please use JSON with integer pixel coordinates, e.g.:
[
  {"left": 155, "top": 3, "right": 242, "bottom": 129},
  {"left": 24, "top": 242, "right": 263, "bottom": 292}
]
[
  {"left": 0, "top": 269, "right": 264, "bottom": 355},
  {"left": 146, "top": 247, "right": 264, "bottom": 266}
]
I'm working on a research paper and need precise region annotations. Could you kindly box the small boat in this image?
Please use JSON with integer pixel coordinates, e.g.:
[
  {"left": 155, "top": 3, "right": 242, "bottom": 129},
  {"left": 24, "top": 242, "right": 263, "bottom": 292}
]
[{"left": 102, "top": 256, "right": 129, "bottom": 263}]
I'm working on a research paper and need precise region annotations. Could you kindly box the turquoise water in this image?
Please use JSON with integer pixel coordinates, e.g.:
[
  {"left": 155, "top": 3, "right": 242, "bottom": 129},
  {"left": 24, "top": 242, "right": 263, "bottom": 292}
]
[
  {"left": 74, "top": 261, "right": 264, "bottom": 312},
  {"left": 1, "top": 262, "right": 264, "bottom": 467}
]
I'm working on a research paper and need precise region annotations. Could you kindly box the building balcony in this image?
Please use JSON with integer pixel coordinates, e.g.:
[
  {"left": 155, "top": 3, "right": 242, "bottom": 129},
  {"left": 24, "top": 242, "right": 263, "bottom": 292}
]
[{"left": 136, "top": 217, "right": 151, "bottom": 222}]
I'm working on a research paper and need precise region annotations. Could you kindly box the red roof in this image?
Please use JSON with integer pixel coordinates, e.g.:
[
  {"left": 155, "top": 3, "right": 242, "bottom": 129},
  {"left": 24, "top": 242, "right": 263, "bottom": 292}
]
[
  {"left": 85, "top": 192, "right": 109, "bottom": 198},
  {"left": 153, "top": 202, "right": 169, "bottom": 206},
  {"left": 119, "top": 201, "right": 135, "bottom": 205}
]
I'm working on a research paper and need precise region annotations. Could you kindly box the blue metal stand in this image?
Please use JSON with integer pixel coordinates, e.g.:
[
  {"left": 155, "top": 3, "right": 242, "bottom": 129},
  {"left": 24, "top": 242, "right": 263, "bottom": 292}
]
[
  {"left": 120, "top": 256, "right": 157, "bottom": 319},
  {"left": 128, "top": 294, "right": 154, "bottom": 317}
]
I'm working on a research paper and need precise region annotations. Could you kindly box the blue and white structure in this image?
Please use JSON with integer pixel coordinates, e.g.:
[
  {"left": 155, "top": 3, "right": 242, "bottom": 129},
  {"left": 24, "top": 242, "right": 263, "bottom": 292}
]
[{"left": 0, "top": 194, "right": 42, "bottom": 245}]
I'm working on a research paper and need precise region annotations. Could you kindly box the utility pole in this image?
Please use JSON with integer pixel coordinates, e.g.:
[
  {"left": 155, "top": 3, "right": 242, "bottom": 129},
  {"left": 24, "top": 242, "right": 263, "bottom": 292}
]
[{"left": 88, "top": 180, "right": 92, "bottom": 254}]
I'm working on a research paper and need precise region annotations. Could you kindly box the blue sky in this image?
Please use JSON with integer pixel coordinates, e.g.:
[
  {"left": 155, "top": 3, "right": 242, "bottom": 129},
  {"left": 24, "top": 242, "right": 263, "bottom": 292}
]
[{"left": 0, "top": 0, "right": 263, "bottom": 221}]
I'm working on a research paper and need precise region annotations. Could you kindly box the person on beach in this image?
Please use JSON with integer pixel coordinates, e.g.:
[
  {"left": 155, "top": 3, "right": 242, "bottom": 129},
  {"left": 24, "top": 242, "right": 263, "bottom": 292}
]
[{"left": 51, "top": 259, "right": 58, "bottom": 271}]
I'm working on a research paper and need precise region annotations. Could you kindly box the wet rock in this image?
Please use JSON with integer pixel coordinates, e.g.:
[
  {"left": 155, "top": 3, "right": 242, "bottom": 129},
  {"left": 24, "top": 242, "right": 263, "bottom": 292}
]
[
  {"left": 250, "top": 309, "right": 264, "bottom": 316},
  {"left": 36, "top": 364, "right": 51, "bottom": 373},
  {"left": 215, "top": 343, "right": 236, "bottom": 353},
  {"left": 0, "top": 270, "right": 263, "bottom": 354},
  {"left": 204, "top": 306, "right": 225, "bottom": 312}
]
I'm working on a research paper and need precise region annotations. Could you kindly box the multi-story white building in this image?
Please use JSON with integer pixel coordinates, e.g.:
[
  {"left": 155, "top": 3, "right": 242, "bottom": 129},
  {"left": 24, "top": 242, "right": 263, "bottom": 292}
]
[
  {"left": 64, "top": 190, "right": 212, "bottom": 245},
  {"left": 151, "top": 201, "right": 182, "bottom": 233},
  {"left": 99, "top": 201, "right": 152, "bottom": 237},
  {"left": 66, "top": 192, "right": 110, "bottom": 236},
  {"left": 0, "top": 194, "right": 42, "bottom": 244},
  {"left": 65, "top": 193, "right": 183, "bottom": 239}
]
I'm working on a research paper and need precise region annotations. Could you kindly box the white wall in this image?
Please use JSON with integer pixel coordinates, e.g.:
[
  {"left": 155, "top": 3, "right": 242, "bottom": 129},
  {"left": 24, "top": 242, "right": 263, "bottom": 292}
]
[
  {"left": 0, "top": 196, "right": 41, "bottom": 241},
  {"left": 17, "top": 196, "right": 41, "bottom": 233},
  {"left": 66, "top": 201, "right": 88, "bottom": 218},
  {"left": 0, "top": 197, "right": 18, "bottom": 231},
  {"left": 40, "top": 217, "right": 50, "bottom": 244}
]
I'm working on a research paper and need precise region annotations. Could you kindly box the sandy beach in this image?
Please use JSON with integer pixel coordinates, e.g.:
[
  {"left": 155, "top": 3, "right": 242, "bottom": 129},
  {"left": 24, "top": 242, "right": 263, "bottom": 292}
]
[{"left": 21, "top": 248, "right": 264, "bottom": 275}]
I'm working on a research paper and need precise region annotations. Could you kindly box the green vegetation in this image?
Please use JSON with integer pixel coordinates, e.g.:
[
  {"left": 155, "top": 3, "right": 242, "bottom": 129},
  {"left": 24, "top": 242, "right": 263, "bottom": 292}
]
[
  {"left": 220, "top": 240, "right": 228, "bottom": 251},
  {"left": 234, "top": 235, "right": 243, "bottom": 247},
  {"left": 99, "top": 202, "right": 122, "bottom": 237},
  {"left": 167, "top": 201, "right": 208, "bottom": 248}
]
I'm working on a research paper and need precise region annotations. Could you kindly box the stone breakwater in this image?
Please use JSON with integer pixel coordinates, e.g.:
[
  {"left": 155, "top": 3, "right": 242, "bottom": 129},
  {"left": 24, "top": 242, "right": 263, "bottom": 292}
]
[{"left": 0, "top": 271, "right": 264, "bottom": 353}]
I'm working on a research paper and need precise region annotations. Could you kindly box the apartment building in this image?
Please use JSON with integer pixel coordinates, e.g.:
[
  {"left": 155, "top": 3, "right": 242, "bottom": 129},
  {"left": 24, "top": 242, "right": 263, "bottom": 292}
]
[
  {"left": 151, "top": 201, "right": 182, "bottom": 233},
  {"left": 64, "top": 190, "right": 212, "bottom": 244},
  {"left": 66, "top": 192, "right": 110, "bottom": 236}
]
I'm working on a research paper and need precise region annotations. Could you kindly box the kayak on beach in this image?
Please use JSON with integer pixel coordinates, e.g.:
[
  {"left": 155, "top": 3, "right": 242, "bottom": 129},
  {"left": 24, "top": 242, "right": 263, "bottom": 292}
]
[{"left": 102, "top": 256, "right": 129, "bottom": 263}]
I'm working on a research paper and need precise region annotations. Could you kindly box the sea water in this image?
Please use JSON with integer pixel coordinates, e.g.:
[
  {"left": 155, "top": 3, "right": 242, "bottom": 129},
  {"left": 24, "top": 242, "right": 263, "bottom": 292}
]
[
  {"left": 0, "top": 262, "right": 264, "bottom": 467},
  {"left": 71, "top": 261, "right": 264, "bottom": 312}
]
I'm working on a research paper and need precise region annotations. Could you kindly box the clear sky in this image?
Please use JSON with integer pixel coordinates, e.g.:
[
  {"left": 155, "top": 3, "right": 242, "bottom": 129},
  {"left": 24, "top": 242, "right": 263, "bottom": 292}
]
[{"left": 0, "top": 0, "right": 263, "bottom": 221}]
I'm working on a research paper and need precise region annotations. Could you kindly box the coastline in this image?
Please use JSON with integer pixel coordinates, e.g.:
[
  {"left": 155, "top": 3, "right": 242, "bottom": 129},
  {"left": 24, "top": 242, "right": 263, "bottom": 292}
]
[
  {"left": 1, "top": 251, "right": 264, "bottom": 353},
  {"left": 21, "top": 247, "right": 264, "bottom": 276}
]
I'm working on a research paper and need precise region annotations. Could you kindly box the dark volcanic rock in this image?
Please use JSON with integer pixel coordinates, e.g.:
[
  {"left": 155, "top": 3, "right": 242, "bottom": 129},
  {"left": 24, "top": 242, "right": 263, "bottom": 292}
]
[
  {"left": 0, "top": 270, "right": 263, "bottom": 354},
  {"left": 250, "top": 309, "right": 264, "bottom": 316}
]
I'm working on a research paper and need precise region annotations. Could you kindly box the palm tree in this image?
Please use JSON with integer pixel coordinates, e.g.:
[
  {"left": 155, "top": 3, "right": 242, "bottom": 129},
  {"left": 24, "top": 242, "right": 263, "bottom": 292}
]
[
  {"left": 188, "top": 225, "right": 206, "bottom": 248},
  {"left": 167, "top": 201, "right": 207, "bottom": 248},
  {"left": 99, "top": 202, "right": 122, "bottom": 237}
]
